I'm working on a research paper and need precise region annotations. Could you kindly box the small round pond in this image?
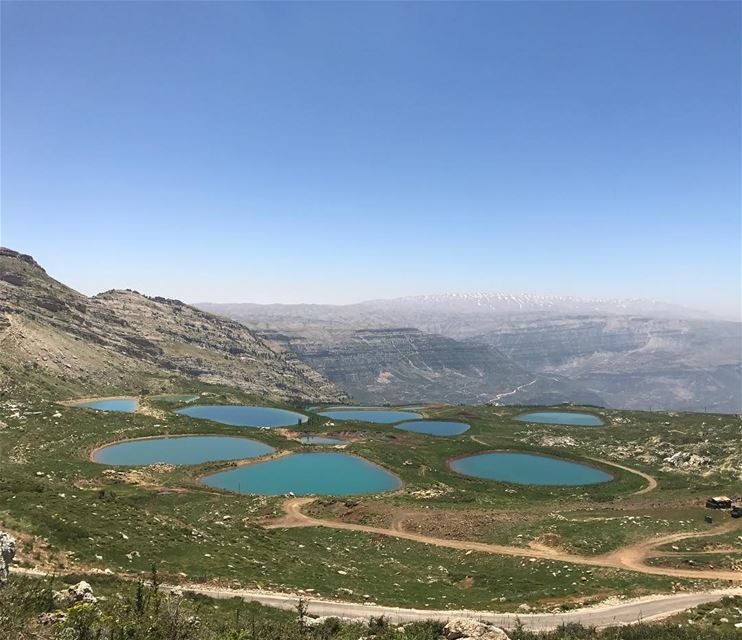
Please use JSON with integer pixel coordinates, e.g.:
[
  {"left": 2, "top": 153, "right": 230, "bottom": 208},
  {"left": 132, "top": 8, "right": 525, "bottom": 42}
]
[
  {"left": 319, "top": 409, "right": 422, "bottom": 424},
  {"left": 515, "top": 411, "right": 604, "bottom": 427},
  {"left": 202, "top": 452, "right": 401, "bottom": 496},
  {"left": 177, "top": 405, "right": 308, "bottom": 428},
  {"left": 450, "top": 452, "right": 613, "bottom": 486},
  {"left": 76, "top": 399, "right": 138, "bottom": 413},
  {"left": 93, "top": 436, "right": 275, "bottom": 466},
  {"left": 299, "top": 435, "right": 346, "bottom": 445},
  {"left": 395, "top": 420, "right": 470, "bottom": 436}
]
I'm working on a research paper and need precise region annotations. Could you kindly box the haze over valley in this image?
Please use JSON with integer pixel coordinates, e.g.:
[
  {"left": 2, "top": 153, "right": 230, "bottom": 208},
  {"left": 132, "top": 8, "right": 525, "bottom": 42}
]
[{"left": 199, "top": 296, "right": 742, "bottom": 413}]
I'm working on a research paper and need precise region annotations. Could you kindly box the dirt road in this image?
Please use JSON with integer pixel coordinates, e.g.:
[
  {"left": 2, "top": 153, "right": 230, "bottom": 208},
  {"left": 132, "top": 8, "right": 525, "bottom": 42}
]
[
  {"left": 14, "top": 566, "right": 741, "bottom": 629},
  {"left": 176, "top": 582, "right": 742, "bottom": 629},
  {"left": 268, "top": 498, "right": 742, "bottom": 581}
]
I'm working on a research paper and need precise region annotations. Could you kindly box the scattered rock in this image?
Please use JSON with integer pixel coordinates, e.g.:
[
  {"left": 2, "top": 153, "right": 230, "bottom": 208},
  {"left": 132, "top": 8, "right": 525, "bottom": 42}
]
[
  {"left": 304, "top": 615, "right": 367, "bottom": 628},
  {"left": 663, "top": 451, "right": 710, "bottom": 469},
  {"left": 0, "top": 531, "right": 17, "bottom": 584},
  {"left": 443, "top": 618, "right": 510, "bottom": 639},
  {"left": 53, "top": 580, "right": 97, "bottom": 606},
  {"left": 39, "top": 611, "right": 67, "bottom": 625}
]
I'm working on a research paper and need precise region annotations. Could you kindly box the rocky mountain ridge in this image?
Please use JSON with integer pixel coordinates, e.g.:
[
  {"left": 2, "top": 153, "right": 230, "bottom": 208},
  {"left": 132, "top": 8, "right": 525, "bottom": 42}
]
[
  {"left": 262, "top": 326, "right": 602, "bottom": 405},
  {"left": 356, "top": 292, "right": 714, "bottom": 320},
  {"left": 201, "top": 299, "right": 741, "bottom": 412},
  {"left": 0, "top": 248, "right": 345, "bottom": 402}
]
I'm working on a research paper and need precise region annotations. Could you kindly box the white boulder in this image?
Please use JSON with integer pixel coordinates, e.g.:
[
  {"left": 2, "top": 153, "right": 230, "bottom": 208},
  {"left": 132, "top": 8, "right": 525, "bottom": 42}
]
[
  {"left": 53, "top": 580, "right": 97, "bottom": 606},
  {"left": 443, "top": 618, "right": 510, "bottom": 639}
]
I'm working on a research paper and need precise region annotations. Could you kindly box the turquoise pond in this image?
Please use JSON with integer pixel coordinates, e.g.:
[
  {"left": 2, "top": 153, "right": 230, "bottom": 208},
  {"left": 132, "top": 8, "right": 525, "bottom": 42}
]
[
  {"left": 450, "top": 452, "right": 613, "bottom": 486},
  {"left": 395, "top": 420, "right": 470, "bottom": 436},
  {"left": 202, "top": 452, "right": 401, "bottom": 496},
  {"left": 93, "top": 436, "right": 274, "bottom": 466},
  {"left": 76, "top": 399, "right": 138, "bottom": 413},
  {"left": 319, "top": 409, "right": 422, "bottom": 424},
  {"left": 176, "top": 405, "right": 308, "bottom": 428},
  {"left": 515, "top": 411, "right": 604, "bottom": 427},
  {"left": 299, "top": 436, "right": 346, "bottom": 445}
]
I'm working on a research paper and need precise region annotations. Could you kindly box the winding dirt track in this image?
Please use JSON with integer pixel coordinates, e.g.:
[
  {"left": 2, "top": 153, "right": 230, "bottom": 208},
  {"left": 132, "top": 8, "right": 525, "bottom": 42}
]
[
  {"left": 267, "top": 498, "right": 742, "bottom": 582},
  {"left": 586, "top": 456, "right": 658, "bottom": 495}
]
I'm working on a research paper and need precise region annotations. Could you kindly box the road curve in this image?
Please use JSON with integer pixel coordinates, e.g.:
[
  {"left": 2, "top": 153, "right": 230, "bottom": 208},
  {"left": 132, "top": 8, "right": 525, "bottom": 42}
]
[
  {"left": 267, "top": 498, "right": 742, "bottom": 582},
  {"left": 585, "top": 456, "right": 658, "bottom": 495},
  {"left": 13, "top": 568, "right": 741, "bottom": 629},
  {"left": 174, "top": 583, "right": 742, "bottom": 629}
]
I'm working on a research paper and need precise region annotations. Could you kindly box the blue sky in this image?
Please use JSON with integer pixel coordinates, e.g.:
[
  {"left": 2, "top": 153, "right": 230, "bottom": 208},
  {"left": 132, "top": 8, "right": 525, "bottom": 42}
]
[{"left": 2, "top": 1, "right": 740, "bottom": 318}]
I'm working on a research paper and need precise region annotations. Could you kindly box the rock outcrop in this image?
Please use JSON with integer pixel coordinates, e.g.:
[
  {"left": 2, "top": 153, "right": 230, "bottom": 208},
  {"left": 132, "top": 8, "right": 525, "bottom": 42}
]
[
  {"left": 53, "top": 580, "right": 97, "bottom": 606},
  {"left": 0, "top": 247, "right": 346, "bottom": 402},
  {"left": 443, "top": 618, "right": 510, "bottom": 640},
  {"left": 262, "top": 327, "right": 537, "bottom": 405},
  {"left": 0, "top": 531, "right": 16, "bottom": 584}
]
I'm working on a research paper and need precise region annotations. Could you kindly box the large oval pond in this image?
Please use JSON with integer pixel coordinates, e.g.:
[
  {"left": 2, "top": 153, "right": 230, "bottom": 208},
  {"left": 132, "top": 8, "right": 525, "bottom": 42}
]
[
  {"left": 319, "top": 409, "right": 422, "bottom": 424},
  {"left": 450, "top": 452, "right": 613, "bottom": 486},
  {"left": 76, "top": 399, "right": 138, "bottom": 413},
  {"left": 177, "top": 405, "right": 308, "bottom": 428},
  {"left": 202, "top": 452, "right": 401, "bottom": 496},
  {"left": 515, "top": 411, "right": 604, "bottom": 427},
  {"left": 93, "top": 436, "right": 275, "bottom": 466},
  {"left": 395, "top": 420, "right": 470, "bottom": 436}
]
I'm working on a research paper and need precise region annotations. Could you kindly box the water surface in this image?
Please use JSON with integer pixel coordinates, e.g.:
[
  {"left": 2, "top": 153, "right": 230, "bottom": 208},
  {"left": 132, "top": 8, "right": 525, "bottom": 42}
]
[
  {"left": 395, "top": 420, "right": 469, "bottom": 436},
  {"left": 515, "top": 411, "right": 603, "bottom": 427},
  {"left": 76, "top": 399, "right": 138, "bottom": 413},
  {"left": 319, "top": 409, "right": 422, "bottom": 424},
  {"left": 450, "top": 452, "right": 612, "bottom": 486},
  {"left": 299, "top": 436, "right": 346, "bottom": 445},
  {"left": 93, "top": 435, "right": 274, "bottom": 466},
  {"left": 177, "top": 405, "right": 307, "bottom": 428},
  {"left": 203, "top": 452, "right": 400, "bottom": 496}
]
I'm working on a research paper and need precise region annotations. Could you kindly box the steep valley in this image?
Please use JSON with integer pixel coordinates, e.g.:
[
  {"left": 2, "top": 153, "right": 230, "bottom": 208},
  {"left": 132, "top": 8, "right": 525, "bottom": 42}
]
[
  {"left": 261, "top": 326, "right": 603, "bottom": 405},
  {"left": 200, "top": 298, "right": 741, "bottom": 412}
]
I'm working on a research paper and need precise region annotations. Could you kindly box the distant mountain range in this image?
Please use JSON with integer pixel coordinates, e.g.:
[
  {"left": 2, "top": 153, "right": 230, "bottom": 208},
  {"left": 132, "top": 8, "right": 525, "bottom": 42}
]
[
  {"left": 199, "top": 295, "right": 742, "bottom": 413},
  {"left": 0, "top": 248, "right": 345, "bottom": 402},
  {"left": 358, "top": 293, "right": 717, "bottom": 320},
  {"left": 2, "top": 246, "right": 737, "bottom": 412}
]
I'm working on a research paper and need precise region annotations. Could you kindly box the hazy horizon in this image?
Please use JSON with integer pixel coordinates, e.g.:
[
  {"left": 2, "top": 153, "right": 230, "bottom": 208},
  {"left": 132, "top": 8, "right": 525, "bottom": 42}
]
[
  {"left": 3, "top": 243, "right": 739, "bottom": 322},
  {"left": 2, "top": 2, "right": 740, "bottom": 319}
]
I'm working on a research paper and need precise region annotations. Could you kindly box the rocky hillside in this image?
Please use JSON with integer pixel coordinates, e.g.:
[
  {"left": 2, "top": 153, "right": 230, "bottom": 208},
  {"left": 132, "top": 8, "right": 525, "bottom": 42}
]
[
  {"left": 263, "top": 326, "right": 545, "bottom": 405},
  {"left": 468, "top": 315, "right": 742, "bottom": 413},
  {"left": 201, "top": 298, "right": 741, "bottom": 412},
  {"left": 0, "top": 248, "right": 345, "bottom": 402}
]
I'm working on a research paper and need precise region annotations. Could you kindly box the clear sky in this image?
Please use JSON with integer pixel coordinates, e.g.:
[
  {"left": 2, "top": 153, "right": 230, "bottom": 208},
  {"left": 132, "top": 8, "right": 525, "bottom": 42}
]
[{"left": 1, "top": 1, "right": 740, "bottom": 318}]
